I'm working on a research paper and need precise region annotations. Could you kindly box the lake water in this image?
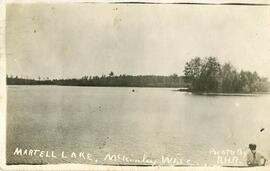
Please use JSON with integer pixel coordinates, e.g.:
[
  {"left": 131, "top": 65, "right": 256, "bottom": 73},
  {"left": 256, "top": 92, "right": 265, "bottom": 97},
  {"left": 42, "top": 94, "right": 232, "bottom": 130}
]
[{"left": 6, "top": 86, "right": 270, "bottom": 166}]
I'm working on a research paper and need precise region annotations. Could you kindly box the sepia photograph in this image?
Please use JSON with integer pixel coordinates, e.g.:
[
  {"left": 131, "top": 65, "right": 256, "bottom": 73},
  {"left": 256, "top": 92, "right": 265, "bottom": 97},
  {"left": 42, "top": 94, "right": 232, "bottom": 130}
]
[{"left": 1, "top": 0, "right": 270, "bottom": 170}]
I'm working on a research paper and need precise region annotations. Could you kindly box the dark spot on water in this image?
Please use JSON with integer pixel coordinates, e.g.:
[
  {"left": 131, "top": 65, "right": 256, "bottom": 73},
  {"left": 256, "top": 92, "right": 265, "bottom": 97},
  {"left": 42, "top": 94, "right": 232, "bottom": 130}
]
[
  {"left": 99, "top": 138, "right": 108, "bottom": 149},
  {"left": 260, "top": 128, "right": 265, "bottom": 132},
  {"left": 34, "top": 30, "right": 36, "bottom": 33}
]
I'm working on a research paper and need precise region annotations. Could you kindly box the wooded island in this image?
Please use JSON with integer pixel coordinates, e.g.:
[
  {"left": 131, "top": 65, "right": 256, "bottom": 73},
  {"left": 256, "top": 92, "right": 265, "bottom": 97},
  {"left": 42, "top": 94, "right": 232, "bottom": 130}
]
[{"left": 184, "top": 57, "right": 269, "bottom": 93}]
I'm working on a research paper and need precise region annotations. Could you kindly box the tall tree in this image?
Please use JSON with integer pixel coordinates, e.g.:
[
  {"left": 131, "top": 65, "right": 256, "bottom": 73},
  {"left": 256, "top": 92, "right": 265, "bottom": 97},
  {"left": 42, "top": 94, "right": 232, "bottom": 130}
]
[
  {"left": 184, "top": 57, "right": 221, "bottom": 92},
  {"left": 109, "top": 71, "right": 114, "bottom": 77}
]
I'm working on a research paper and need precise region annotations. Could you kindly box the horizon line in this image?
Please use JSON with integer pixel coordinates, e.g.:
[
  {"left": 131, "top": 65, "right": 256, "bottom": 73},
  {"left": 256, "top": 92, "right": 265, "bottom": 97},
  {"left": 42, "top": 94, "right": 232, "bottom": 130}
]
[{"left": 6, "top": 73, "right": 185, "bottom": 80}]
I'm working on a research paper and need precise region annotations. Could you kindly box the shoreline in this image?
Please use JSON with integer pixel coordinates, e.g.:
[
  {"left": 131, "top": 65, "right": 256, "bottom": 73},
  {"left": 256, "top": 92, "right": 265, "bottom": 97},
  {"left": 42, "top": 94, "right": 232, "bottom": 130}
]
[
  {"left": 6, "top": 85, "right": 270, "bottom": 95},
  {"left": 174, "top": 89, "right": 270, "bottom": 96},
  {"left": 6, "top": 84, "right": 187, "bottom": 89}
]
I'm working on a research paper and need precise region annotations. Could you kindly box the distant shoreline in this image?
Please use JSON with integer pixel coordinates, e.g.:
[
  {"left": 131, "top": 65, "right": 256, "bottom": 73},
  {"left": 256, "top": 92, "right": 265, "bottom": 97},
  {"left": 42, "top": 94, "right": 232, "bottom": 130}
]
[
  {"left": 7, "top": 84, "right": 186, "bottom": 89},
  {"left": 174, "top": 88, "right": 270, "bottom": 96},
  {"left": 6, "top": 75, "right": 188, "bottom": 88},
  {"left": 7, "top": 85, "right": 270, "bottom": 95}
]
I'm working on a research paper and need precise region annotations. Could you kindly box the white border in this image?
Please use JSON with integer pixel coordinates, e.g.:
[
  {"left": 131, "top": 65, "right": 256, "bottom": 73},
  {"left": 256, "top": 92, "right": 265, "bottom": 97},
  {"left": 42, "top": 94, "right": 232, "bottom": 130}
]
[
  {"left": 0, "top": 0, "right": 7, "bottom": 170},
  {"left": 3, "top": 0, "right": 270, "bottom": 4}
]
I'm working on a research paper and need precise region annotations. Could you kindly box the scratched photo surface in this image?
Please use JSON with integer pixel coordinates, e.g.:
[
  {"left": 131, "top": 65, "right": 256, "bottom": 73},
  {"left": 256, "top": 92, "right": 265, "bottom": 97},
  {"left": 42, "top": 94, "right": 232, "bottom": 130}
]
[{"left": 6, "top": 3, "right": 270, "bottom": 166}]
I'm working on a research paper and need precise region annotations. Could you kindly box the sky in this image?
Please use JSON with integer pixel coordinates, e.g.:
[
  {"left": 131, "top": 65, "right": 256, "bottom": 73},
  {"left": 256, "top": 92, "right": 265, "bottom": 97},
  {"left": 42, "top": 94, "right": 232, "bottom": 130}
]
[{"left": 6, "top": 3, "right": 270, "bottom": 79}]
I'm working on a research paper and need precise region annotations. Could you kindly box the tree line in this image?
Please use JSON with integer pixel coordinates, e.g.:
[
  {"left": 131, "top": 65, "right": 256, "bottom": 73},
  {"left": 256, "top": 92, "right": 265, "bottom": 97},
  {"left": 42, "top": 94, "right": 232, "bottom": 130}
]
[
  {"left": 6, "top": 57, "right": 270, "bottom": 93},
  {"left": 184, "top": 57, "right": 269, "bottom": 93},
  {"left": 6, "top": 73, "right": 188, "bottom": 88}
]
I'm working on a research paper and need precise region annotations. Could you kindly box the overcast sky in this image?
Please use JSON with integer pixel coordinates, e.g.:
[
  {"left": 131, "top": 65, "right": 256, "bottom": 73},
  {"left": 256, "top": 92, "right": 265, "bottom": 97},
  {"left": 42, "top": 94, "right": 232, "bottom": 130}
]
[{"left": 6, "top": 3, "right": 270, "bottom": 79}]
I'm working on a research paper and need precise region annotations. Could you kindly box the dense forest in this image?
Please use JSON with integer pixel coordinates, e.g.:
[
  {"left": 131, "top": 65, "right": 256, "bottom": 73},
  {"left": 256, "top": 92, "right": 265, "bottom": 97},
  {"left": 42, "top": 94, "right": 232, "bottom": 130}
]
[
  {"left": 7, "top": 57, "right": 270, "bottom": 93},
  {"left": 6, "top": 73, "right": 188, "bottom": 88},
  {"left": 184, "top": 57, "right": 269, "bottom": 93}
]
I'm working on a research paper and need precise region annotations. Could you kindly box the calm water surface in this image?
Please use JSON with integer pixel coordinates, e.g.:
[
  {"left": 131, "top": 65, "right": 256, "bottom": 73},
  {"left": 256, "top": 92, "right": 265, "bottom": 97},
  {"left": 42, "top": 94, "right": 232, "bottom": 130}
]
[{"left": 7, "top": 86, "right": 270, "bottom": 166}]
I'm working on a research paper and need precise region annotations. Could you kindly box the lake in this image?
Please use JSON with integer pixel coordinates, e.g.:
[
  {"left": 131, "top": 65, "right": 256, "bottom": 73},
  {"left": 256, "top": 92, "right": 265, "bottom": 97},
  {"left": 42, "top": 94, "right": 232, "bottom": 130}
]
[{"left": 6, "top": 86, "right": 270, "bottom": 166}]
